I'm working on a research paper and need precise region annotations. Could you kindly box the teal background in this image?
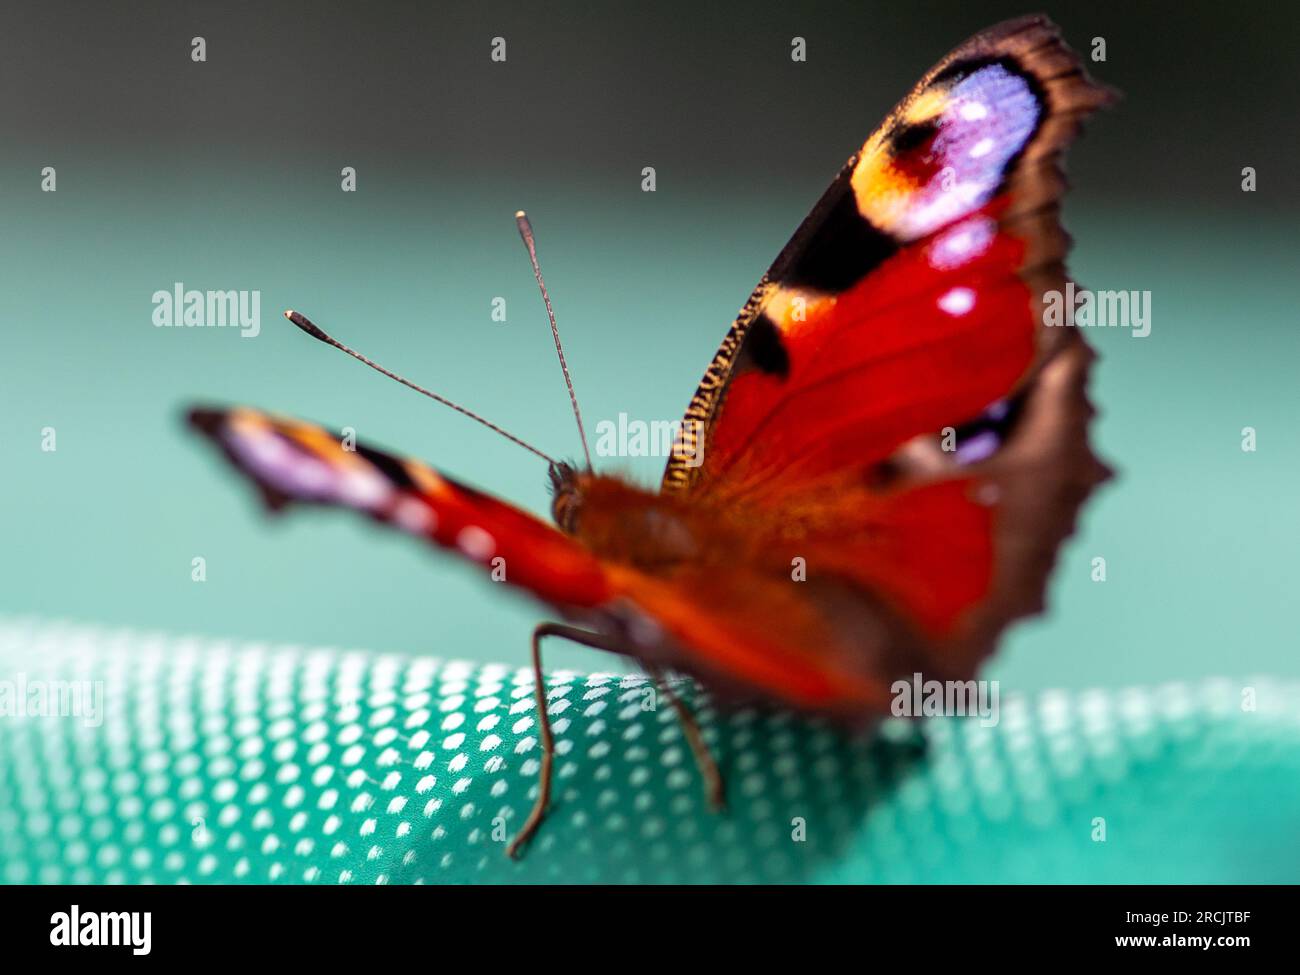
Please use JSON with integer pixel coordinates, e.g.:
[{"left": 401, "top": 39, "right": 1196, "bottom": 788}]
[{"left": 2, "top": 2, "right": 1298, "bottom": 695}]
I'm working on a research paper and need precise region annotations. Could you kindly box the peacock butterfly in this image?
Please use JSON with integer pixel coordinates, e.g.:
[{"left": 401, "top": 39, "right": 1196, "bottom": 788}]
[{"left": 188, "top": 15, "right": 1113, "bottom": 856}]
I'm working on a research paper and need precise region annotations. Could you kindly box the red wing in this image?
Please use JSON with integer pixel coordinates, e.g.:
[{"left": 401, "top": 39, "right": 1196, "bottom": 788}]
[
  {"left": 186, "top": 399, "right": 1086, "bottom": 713},
  {"left": 622, "top": 342, "right": 1108, "bottom": 714},
  {"left": 645, "top": 17, "right": 1114, "bottom": 705},
  {"left": 188, "top": 406, "right": 614, "bottom": 608},
  {"left": 770, "top": 341, "right": 1110, "bottom": 683},
  {"left": 662, "top": 15, "right": 1112, "bottom": 500},
  {"left": 188, "top": 406, "right": 891, "bottom": 712},
  {"left": 601, "top": 564, "right": 895, "bottom": 715}
]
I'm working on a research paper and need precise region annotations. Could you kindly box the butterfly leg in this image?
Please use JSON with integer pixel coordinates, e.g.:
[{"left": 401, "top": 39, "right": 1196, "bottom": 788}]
[
  {"left": 506, "top": 621, "right": 623, "bottom": 859},
  {"left": 649, "top": 667, "right": 726, "bottom": 812}
]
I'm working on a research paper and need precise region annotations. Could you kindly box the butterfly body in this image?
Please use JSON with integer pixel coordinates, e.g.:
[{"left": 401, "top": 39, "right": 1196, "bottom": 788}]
[
  {"left": 191, "top": 15, "right": 1111, "bottom": 724},
  {"left": 554, "top": 468, "right": 746, "bottom": 570}
]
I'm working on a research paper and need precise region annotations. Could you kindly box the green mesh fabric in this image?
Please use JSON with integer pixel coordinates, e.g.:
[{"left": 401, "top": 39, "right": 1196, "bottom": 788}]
[{"left": 1, "top": 616, "right": 1297, "bottom": 884}]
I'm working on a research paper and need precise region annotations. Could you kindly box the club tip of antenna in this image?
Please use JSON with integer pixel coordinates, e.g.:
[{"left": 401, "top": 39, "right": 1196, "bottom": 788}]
[
  {"left": 284, "top": 309, "right": 330, "bottom": 343},
  {"left": 514, "top": 209, "right": 527, "bottom": 220}
]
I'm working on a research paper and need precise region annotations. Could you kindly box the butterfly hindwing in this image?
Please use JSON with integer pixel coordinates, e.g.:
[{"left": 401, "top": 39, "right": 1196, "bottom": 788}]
[{"left": 769, "top": 341, "right": 1108, "bottom": 681}]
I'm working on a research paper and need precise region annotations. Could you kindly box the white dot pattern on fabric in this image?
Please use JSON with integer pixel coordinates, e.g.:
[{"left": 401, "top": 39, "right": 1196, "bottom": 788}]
[{"left": 1, "top": 617, "right": 1299, "bottom": 883}]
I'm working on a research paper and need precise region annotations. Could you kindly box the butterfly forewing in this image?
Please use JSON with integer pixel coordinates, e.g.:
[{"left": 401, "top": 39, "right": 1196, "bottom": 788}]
[
  {"left": 649, "top": 14, "right": 1113, "bottom": 692},
  {"left": 188, "top": 407, "right": 614, "bottom": 608},
  {"left": 662, "top": 14, "right": 1112, "bottom": 498}
]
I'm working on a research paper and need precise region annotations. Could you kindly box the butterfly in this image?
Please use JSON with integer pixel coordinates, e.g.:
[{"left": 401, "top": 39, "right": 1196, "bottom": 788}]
[{"left": 189, "top": 15, "right": 1112, "bottom": 856}]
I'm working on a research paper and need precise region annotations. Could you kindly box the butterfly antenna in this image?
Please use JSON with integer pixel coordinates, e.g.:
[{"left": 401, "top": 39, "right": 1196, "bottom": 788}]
[
  {"left": 515, "top": 211, "right": 593, "bottom": 470},
  {"left": 283, "top": 310, "right": 560, "bottom": 467}
]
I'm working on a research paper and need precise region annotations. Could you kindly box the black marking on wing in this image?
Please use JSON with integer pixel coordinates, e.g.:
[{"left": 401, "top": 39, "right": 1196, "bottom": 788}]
[
  {"left": 354, "top": 442, "right": 419, "bottom": 490},
  {"left": 737, "top": 314, "right": 791, "bottom": 377},
  {"left": 777, "top": 186, "right": 898, "bottom": 293},
  {"left": 888, "top": 118, "right": 940, "bottom": 156}
]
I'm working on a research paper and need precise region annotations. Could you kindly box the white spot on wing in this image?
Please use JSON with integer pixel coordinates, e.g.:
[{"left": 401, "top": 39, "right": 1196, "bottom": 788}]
[
  {"left": 938, "top": 287, "right": 976, "bottom": 316},
  {"left": 393, "top": 497, "right": 436, "bottom": 533},
  {"left": 338, "top": 469, "right": 392, "bottom": 509},
  {"left": 928, "top": 216, "right": 995, "bottom": 270},
  {"left": 456, "top": 526, "right": 495, "bottom": 561}
]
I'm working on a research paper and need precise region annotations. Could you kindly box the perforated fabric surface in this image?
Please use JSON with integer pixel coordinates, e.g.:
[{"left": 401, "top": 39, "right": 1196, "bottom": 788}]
[{"left": 1, "top": 616, "right": 1297, "bottom": 884}]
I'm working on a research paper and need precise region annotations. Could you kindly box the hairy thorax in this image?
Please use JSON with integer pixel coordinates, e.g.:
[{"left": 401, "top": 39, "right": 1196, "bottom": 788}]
[{"left": 551, "top": 470, "right": 749, "bottom": 573}]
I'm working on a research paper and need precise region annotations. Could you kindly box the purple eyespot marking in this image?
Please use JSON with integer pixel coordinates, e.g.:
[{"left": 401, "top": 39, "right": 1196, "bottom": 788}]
[
  {"left": 895, "top": 64, "right": 1040, "bottom": 239},
  {"left": 955, "top": 430, "right": 1001, "bottom": 465},
  {"left": 226, "top": 426, "right": 393, "bottom": 511}
]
